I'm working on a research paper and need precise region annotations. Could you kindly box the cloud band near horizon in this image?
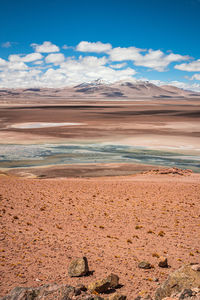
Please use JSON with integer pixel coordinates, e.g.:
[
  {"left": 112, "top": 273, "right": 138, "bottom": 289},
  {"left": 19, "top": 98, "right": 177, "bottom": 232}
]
[{"left": 0, "top": 41, "right": 200, "bottom": 91}]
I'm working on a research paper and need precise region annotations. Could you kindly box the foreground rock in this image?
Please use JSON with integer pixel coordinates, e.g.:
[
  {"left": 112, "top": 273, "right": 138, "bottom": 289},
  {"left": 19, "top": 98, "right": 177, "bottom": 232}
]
[
  {"left": 88, "top": 273, "right": 119, "bottom": 293},
  {"left": 162, "top": 287, "right": 200, "bottom": 300},
  {"left": 0, "top": 283, "right": 124, "bottom": 300},
  {"left": 0, "top": 284, "right": 79, "bottom": 300},
  {"left": 68, "top": 257, "right": 89, "bottom": 277},
  {"left": 155, "top": 265, "right": 200, "bottom": 300}
]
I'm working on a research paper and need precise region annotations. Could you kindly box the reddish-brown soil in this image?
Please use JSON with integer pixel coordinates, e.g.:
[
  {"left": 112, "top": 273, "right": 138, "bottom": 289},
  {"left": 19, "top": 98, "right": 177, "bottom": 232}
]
[{"left": 1, "top": 173, "right": 200, "bottom": 299}]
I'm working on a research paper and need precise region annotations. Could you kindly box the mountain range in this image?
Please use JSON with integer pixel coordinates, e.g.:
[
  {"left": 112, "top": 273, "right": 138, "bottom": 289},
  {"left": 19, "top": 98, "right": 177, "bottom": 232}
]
[{"left": 0, "top": 80, "right": 199, "bottom": 100}]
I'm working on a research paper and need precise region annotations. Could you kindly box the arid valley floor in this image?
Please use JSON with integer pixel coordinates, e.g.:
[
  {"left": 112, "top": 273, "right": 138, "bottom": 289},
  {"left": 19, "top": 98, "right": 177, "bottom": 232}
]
[{"left": 0, "top": 85, "right": 200, "bottom": 299}]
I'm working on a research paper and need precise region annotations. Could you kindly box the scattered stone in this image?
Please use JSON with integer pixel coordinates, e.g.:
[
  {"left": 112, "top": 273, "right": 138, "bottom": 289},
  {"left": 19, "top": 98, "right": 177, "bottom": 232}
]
[
  {"left": 191, "top": 264, "right": 200, "bottom": 272},
  {"left": 68, "top": 257, "right": 89, "bottom": 277},
  {"left": 153, "top": 278, "right": 159, "bottom": 282},
  {"left": 87, "top": 273, "right": 119, "bottom": 293},
  {"left": 143, "top": 168, "right": 193, "bottom": 176},
  {"left": 138, "top": 261, "right": 152, "bottom": 269},
  {"left": 107, "top": 273, "right": 119, "bottom": 288},
  {"left": 155, "top": 265, "right": 200, "bottom": 300},
  {"left": 158, "top": 257, "right": 168, "bottom": 268},
  {"left": 88, "top": 278, "right": 111, "bottom": 294},
  {"left": 108, "top": 293, "right": 127, "bottom": 300}
]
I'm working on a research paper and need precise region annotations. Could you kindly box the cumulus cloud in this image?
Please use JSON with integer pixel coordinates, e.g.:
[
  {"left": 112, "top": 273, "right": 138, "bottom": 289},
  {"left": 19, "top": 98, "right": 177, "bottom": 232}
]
[
  {"left": 175, "top": 59, "right": 200, "bottom": 72},
  {"left": 108, "top": 47, "right": 189, "bottom": 71},
  {"left": 31, "top": 41, "right": 60, "bottom": 53},
  {"left": 55, "top": 55, "right": 136, "bottom": 85},
  {"left": 8, "top": 53, "right": 43, "bottom": 63},
  {"left": 110, "top": 63, "right": 127, "bottom": 69},
  {"left": 0, "top": 58, "right": 7, "bottom": 68},
  {"left": 0, "top": 53, "right": 136, "bottom": 88},
  {"left": 76, "top": 41, "right": 112, "bottom": 53},
  {"left": 33, "top": 60, "right": 43, "bottom": 65},
  {"left": 191, "top": 74, "right": 200, "bottom": 80},
  {"left": 22, "top": 53, "right": 43, "bottom": 62},
  {"left": 0, "top": 40, "right": 198, "bottom": 90},
  {"left": 45, "top": 53, "right": 65, "bottom": 65},
  {"left": 108, "top": 47, "right": 142, "bottom": 61},
  {"left": 8, "top": 62, "right": 28, "bottom": 71}
]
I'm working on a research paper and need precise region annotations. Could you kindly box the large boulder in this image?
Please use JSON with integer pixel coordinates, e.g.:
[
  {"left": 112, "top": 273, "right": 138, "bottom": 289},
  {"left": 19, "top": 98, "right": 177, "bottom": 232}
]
[
  {"left": 68, "top": 257, "right": 89, "bottom": 277},
  {"left": 155, "top": 264, "right": 200, "bottom": 300}
]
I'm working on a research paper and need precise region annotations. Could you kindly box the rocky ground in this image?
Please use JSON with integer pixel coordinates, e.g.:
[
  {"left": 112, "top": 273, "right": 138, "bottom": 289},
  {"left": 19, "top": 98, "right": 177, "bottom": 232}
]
[{"left": 0, "top": 171, "right": 200, "bottom": 299}]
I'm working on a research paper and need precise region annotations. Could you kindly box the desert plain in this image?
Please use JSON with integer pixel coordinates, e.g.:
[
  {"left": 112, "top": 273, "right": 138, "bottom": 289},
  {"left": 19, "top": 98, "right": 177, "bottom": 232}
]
[{"left": 0, "top": 83, "right": 200, "bottom": 299}]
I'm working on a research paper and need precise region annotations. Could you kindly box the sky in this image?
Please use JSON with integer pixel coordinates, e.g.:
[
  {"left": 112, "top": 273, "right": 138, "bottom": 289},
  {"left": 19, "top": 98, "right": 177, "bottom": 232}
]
[{"left": 0, "top": 0, "right": 200, "bottom": 90}]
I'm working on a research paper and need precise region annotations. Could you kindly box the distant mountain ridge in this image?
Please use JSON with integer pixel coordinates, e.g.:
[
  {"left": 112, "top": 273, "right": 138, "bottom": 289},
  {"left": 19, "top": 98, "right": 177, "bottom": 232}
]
[{"left": 0, "top": 80, "right": 199, "bottom": 100}]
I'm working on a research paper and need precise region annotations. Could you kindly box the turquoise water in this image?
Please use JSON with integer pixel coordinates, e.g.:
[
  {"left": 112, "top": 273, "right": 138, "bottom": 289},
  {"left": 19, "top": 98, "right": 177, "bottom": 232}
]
[{"left": 0, "top": 143, "right": 200, "bottom": 172}]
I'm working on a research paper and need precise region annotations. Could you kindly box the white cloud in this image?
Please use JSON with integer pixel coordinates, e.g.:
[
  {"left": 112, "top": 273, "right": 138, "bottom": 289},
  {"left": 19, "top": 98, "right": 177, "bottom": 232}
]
[
  {"left": 33, "top": 60, "right": 43, "bottom": 65},
  {"left": 8, "top": 62, "right": 28, "bottom": 71},
  {"left": 0, "top": 58, "right": 8, "bottom": 68},
  {"left": 0, "top": 56, "right": 28, "bottom": 71},
  {"left": 108, "top": 47, "right": 142, "bottom": 61},
  {"left": 8, "top": 53, "right": 43, "bottom": 63},
  {"left": 1, "top": 42, "right": 12, "bottom": 48},
  {"left": 134, "top": 50, "right": 189, "bottom": 71},
  {"left": 57, "top": 55, "right": 136, "bottom": 85},
  {"left": 191, "top": 74, "right": 200, "bottom": 80},
  {"left": 0, "top": 40, "right": 198, "bottom": 90},
  {"left": 76, "top": 41, "right": 112, "bottom": 53},
  {"left": 31, "top": 41, "right": 60, "bottom": 53},
  {"left": 109, "top": 47, "right": 189, "bottom": 71},
  {"left": 0, "top": 53, "right": 136, "bottom": 88},
  {"left": 110, "top": 63, "right": 127, "bottom": 69},
  {"left": 0, "top": 69, "right": 42, "bottom": 88},
  {"left": 175, "top": 59, "right": 200, "bottom": 72},
  {"left": 22, "top": 53, "right": 43, "bottom": 62},
  {"left": 45, "top": 53, "right": 65, "bottom": 65},
  {"left": 8, "top": 54, "right": 21, "bottom": 62}
]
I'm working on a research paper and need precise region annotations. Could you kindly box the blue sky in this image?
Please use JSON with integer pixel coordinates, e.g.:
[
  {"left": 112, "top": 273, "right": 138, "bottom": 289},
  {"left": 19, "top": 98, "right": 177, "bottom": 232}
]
[{"left": 0, "top": 0, "right": 200, "bottom": 90}]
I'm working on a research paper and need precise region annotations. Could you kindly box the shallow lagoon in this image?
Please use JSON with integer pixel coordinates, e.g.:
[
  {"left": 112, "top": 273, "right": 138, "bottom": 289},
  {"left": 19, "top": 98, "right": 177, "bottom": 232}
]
[{"left": 0, "top": 143, "right": 200, "bottom": 172}]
